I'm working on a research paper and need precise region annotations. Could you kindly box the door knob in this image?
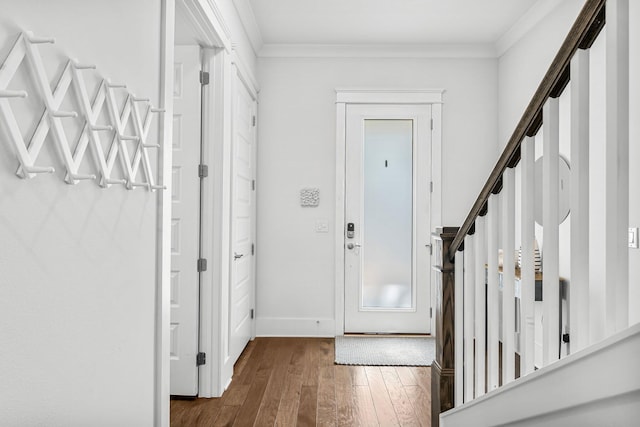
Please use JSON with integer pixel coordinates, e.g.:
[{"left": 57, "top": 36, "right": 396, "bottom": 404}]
[
  {"left": 234, "top": 252, "right": 244, "bottom": 260},
  {"left": 346, "top": 243, "right": 361, "bottom": 250}
]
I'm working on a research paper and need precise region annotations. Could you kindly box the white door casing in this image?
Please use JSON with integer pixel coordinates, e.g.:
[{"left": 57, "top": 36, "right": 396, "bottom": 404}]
[
  {"left": 344, "top": 104, "right": 432, "bottom": 333},
  {"left": 228, "top": 68, "right": 257, "bottom": 366},
  {"left": 170, "top": 46, "right": 202, "bottom": 396},
  {"left": 334, "top": 89, "right": 444, "bottom": 336}
]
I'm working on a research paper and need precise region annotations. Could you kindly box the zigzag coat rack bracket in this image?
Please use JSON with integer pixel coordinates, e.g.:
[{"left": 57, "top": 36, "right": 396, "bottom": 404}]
[{"left": 0, "top": 31, "right": 166, "bottom": 191}]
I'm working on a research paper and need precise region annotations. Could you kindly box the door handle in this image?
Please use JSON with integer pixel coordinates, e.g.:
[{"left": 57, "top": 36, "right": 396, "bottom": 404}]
[
  {"left": 346, "top": 243, "right": 361, "bottom": 250},
  {"left": 234, "top": 252, "right": 244, "bottom": 260}
]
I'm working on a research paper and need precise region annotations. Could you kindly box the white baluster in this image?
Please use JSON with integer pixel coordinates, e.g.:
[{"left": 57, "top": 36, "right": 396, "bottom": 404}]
[
  {"left": 543, "top": 98, "right": 560, "bottom": 366},
  {"left": 521, "top": 136, "right": 536, "bottom": 375},
  {"left": 464, "top": 234, "right": 476, "bottom": 402},
  {"left": 474, "top": 215, "right": 486, "bottom": 397},
  {"left": 502, "top": 167, "right": 516, "bottom": 382},
  {"left": 570, "top": 48, "right": 591, "bottom": 352},
  {"left": 487, "top": 195, "right": 499, "bottom": 390},
  {"left": 455, "top": 250, "right": 464, "bottom": 406},
  {"left": 605, "top": 0, "right": 629, "bottom": 335}
]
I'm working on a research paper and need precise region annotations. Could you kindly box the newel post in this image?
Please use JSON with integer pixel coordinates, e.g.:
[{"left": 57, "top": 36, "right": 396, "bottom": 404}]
[{"left": 431, "top": 227, "right": 459, "bottom": 427}]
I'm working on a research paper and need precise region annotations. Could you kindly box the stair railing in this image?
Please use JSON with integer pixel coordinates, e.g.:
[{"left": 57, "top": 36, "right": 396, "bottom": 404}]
[{"left": 431, "top": 0, "right": 631, "bottom": 425}]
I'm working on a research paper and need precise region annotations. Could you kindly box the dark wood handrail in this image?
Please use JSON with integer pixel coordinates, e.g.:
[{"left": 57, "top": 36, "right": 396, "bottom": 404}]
[{"left": 448, "top": 0, "right": 606, "bottom": 261}]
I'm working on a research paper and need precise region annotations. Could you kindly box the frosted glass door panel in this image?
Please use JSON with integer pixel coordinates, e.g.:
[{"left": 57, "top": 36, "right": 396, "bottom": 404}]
[{"left": 362, "top": 120, "right": 413, "bottom": 309}]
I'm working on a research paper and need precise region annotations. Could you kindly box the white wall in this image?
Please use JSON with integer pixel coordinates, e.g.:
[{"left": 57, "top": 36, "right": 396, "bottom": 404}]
[
  {"left": 499, "top": 0, "right": 640, "bottom": 335},
  {"left": 256, "top": 56, "right": 498, "bottom": 336},
  {"left": 498, "top": 0, "right": 586, "bottom": 147},
  {"left": 0, "top": 1, "right": 161, "bottom": 425}
]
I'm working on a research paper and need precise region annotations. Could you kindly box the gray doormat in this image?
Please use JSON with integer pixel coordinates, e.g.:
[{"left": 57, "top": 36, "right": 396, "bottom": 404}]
[{"left": 334, "top": 336, "right": 435, "bottom": 366}]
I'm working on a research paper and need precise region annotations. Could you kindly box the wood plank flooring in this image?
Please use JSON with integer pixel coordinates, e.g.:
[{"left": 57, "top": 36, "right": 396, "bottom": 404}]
[{"left": 170, "top": 337, "right": 432, "bottom": 426}]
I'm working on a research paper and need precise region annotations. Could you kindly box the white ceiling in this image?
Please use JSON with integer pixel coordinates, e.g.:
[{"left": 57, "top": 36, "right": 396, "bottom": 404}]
[{"left": 240, "top": 0, "right": 562, "bottom": 57}]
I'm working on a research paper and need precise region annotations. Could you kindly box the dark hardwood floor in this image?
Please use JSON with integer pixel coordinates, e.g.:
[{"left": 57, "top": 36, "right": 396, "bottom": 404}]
[{"left": 170, "top": 337, "right": 432, "bottom": 426}]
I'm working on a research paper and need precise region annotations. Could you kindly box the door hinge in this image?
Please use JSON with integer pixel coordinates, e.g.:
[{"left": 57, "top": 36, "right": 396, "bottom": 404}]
[
  {"left": 430, "top": 118, "right": 434, "bottom": 130},
  {"left": 197, "top": 258, "right": 207, "bottom": 272},
  {"left": 199, "top": 71, "right": 210, "bottom": 85},
  {"left": 430, "top": 181, "right": 433, "bottom": 193},
  {"left": 196, "top": 352, "right": 206, "bottom": 366},
  {"left": 252, "top": 180, "right": 255, "bottom": 191},
  {"left": 198, "top": 164, "right": 208, "bottom": 178},
  {"left": 252, "top": 115, "right": 256, "bottom": 127},
  {"left": 430, "top": 307, "right": 433, "bottom": 318},
  {"left": 250, "top": 308, "right": 254, "bottom": 319},
  {"left": 251, "top": 243, "right": 255, "bottom": 255}
]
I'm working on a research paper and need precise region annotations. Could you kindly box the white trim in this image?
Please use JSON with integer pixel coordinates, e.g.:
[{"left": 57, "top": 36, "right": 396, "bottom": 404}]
[
  {"left": 441, "top": 323, "right": 640, "bottom": 426},
  {"left": 256, "top": 317, "right": 336, "bottom": 337},
  {"left": 259, "top": 43, "right": 497, "bottom": 59},
  {"left": 197, "top": 47, "right": 233, "bottom": 398},
  {"left": 177, "top": 0, "right": 230, "bottom": 49},
  {"left": 219, "top": 50, "right": 235, "bottom": 395},
  {"left": 156, "top": 1, "right": 175, "bottom": 426},
  {"left": 334, "top": 89, "right": 443, "bottom": 336},
  {"left": 231, "top": 50, "right": 260, "bottom": 98},
  {"left": 495, "top": 0, "right": 562, "bottom": 57},
  {"left": 430, "top": 103, "right": 443, "bottom": 336},
  {"left": 232, "top": 0, "right": 264, "bottom": 56},
  {"left": 167, "top": 0, "right": 236, "bottom": 400},
  {"left": 336, "top": 88, "right": 444, "bottom": 105},
  {"left": 334, "top": 102, "right": 347, "bottom": 336}
]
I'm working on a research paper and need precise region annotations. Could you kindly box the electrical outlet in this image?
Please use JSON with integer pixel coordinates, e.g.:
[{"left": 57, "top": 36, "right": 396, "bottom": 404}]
[{"left": 629, "top": 227, "right": 639, "bottom": 249}]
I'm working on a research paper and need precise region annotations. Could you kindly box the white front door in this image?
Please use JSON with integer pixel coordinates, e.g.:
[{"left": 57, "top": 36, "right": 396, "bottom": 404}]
[
  {"left": 344, "top": 104, "right": 432, "bottom": 334},
  {"left": 170, "top": 46, "right": 202, "bottom": 395},
  {"left": 228, "top": 71, "right": 256, "bottom": 365}
]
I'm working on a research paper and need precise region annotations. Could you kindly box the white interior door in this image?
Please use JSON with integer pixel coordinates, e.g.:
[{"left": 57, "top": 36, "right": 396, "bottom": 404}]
[
  {"left": 228, "top": 71, "right": 256, "bottom": 365},
  {"left": 344, "top": 104, "right": 432, "bottom": 334},
  {"left": 170, "top": 45, "right": 201, "bottom": 396}
]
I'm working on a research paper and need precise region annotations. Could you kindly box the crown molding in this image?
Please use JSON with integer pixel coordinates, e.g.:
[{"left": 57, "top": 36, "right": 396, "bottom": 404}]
[
  {"left": 495, "top": 0, "right": 562, "bottom": 57},
  {"left": 232, "top": 0, "right": 264, "bottom": 56},
  {"left": 258, "top": 43, "right": 498, "bottom": 59}
]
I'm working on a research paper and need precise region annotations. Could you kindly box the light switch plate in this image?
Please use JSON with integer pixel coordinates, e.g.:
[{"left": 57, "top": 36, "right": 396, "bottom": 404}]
[
  {"left": 629, "top": 227, "right": 639, "bottom": 249},
  {"left": 315, "top": 220, "right": 329, "bottom": 233}
]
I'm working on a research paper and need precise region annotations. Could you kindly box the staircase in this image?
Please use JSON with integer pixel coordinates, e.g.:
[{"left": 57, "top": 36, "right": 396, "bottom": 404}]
[{"left": 431, "top": 0, "right": 640, "bottom": 425}]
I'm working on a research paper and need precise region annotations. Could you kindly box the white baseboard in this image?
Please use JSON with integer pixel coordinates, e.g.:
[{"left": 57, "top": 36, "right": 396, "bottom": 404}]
[{"left": 256, "top": 317, "right": 336, "bottom": 337}]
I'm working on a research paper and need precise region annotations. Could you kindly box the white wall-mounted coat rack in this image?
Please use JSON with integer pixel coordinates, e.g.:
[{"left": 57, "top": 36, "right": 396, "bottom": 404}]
[{"left": 0, "top": 31, "right": 165, "bottom": 191}]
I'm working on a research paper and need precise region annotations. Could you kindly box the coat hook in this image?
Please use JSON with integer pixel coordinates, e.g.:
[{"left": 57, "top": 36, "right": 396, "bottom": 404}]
[
  {"left": 20, "top": 164, "right": 55, "bottom": 174},
  {"left": 0, "top": 89, "right": 28, "bottom": 98},
  {"left": 131, "top": 95, "right": 149, "bottom": 102},
  {"left": 101, "top": 178, "right": 127, "bottom": 187},
  {"left": 150, "top": 108, "right": 165, "bottom": 113},
  {"left": 72, "top": 60, "right": 96, "bottom": 70},
  {"left": 65, "top": 172, "right": 96, "bottom": 183},
  {"left": 90, "top": 124, "right": 113, "bottom": 132},
  {"left": 24, "top": 31, "right": 55, "bottom": 44},
  {"left": 106, "top": 178, "right": 127, "bottom": 185},
  {"left": 143, "top": 143, "right": 160, "bottom": 148},
  {"left": 150, "top": 184, "right": 166, "bottom": 191},
  {"left": 51, "top": 110, "right": 78, "bottom": 118},
  {"left": 106, "top": 80, "right": 126, "bottom": 89},
  {"left": 118, "top": 134, "right": 139, "bottom": 141},
  {"left": 129, "top": 181, "right": 149, "bottom": 190}
]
